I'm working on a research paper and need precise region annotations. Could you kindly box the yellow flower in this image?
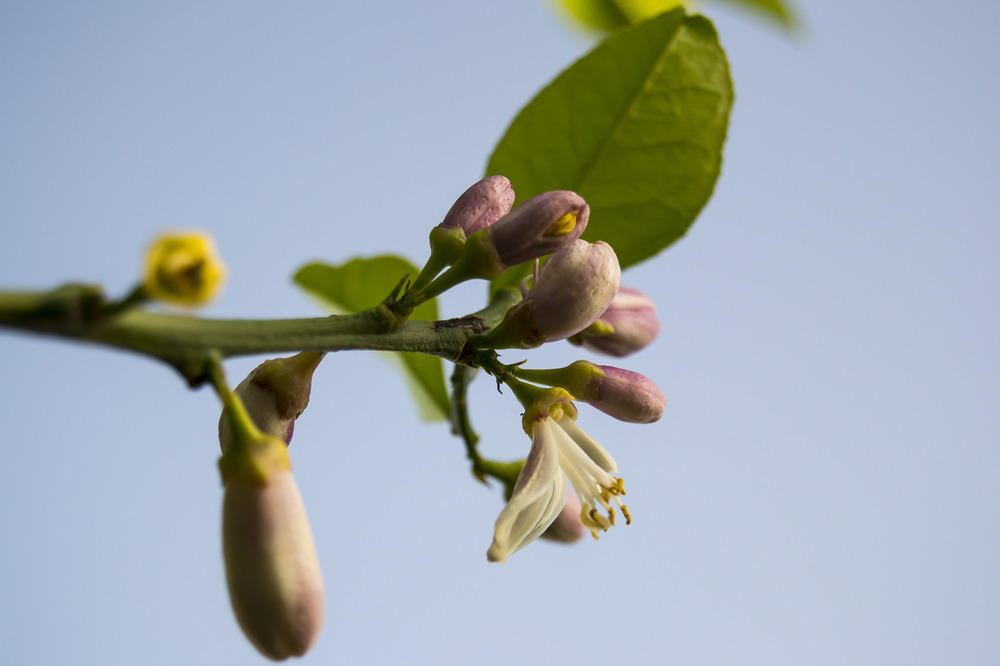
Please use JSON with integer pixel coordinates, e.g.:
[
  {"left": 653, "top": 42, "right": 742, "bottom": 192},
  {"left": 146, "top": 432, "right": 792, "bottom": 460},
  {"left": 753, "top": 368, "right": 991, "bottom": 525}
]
[{"left": 143, "top": 232, "right": 225, "bottom": 306}]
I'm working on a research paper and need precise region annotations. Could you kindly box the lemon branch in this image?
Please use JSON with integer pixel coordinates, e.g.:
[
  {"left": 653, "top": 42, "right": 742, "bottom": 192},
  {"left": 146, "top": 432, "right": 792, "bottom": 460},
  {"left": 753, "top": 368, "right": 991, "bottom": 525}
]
[{"left": 0, "top": 284, "right": 520, "bottom": 386}]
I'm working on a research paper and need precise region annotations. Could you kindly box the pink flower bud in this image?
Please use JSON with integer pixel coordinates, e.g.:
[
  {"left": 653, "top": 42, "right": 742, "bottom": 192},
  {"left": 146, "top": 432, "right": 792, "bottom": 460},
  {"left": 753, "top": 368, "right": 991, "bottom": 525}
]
[
  {"left": 439, "top": 175, "right": 515, "bottom": 235},
  {"left": 488, "top": 240, "right": 620, "bottom": 349},
  {"left": 572, "top": 286, "right": 660, "bottom": 357},
  {"left": 486, "top": 190, "right": 589, "bottom": 267},
  {"left": 516, "top": 360, "right": 665, "bottom": 424},
  {"left": 219, "top": 353, "right": 323, "bottom": 452},
  {"left": 587, "top": 365, "right": 666, "bottom": 424},
  {"left": 540, "top": 490, "right": 586, "bottom": 543}
]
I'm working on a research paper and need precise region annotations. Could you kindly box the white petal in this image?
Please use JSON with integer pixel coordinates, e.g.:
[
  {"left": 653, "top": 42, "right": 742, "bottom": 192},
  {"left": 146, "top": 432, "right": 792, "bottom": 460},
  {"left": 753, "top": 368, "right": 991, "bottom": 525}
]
[{"left": 487, "top": 419, "right": 567, "bottom": 563}]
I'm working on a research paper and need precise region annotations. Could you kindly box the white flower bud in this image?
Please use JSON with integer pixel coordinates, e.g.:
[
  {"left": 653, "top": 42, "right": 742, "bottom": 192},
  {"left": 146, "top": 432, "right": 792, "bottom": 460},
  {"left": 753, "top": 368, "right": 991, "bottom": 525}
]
[{"left": 222, "top": 457, "right": 324, "bottom": 661}]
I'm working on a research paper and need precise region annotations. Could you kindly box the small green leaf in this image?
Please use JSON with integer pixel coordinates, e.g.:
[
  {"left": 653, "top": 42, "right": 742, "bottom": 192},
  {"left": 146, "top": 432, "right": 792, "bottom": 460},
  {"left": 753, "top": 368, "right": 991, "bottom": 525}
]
[
  {"left": 487, "top": 10, "right": 732, "bottom": 282},
  {"left": 294, "top": 257, "right": 450, "bottom": 422}
]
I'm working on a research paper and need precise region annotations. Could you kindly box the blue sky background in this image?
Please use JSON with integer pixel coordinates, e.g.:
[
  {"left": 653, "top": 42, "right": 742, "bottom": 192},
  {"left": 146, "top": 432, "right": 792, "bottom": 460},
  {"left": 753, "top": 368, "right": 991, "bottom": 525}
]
[{"left": 1, "top": 1, "right": 998, "bottom": 664}]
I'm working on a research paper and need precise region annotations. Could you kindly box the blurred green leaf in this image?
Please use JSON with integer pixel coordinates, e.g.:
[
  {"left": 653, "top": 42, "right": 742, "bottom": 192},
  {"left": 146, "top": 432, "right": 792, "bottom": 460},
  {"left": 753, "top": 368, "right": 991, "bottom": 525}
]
[
  {"left": 557, "top": 0, "right": 686, "bottom": 32},
  {"left": 558, "top": 0, "right": 631, "bottom": 31},
  {"left": 714, "top": 0, "right": 796, "bottom": 29},
  {"left": 555, "top": 0, "right": 796, "bottom": 33},
  {"left": 487, "top": 10, "right": 732, "bottom": 288},
  {"left": 294, "top": 257, "right": 450, "bottom": 422}
]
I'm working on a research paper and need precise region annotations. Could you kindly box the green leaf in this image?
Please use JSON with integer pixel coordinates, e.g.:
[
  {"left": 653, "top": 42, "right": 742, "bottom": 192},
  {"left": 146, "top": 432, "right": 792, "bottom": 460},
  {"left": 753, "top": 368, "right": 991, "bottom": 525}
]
[
  {"left": 714, "top": 0, "right": 796, "bottom": 30},
  {"left": 555, "top": 0, "right": 796, "bottom": 33},
  {"left": 558, "top": 0, "right": 632, "bottom": 32},
  {"left": 486, "top": 10, "right": 732, "bottom": 281},
  {"left": 294, "top": 257, "right": 450, "bottom": 422},
  {"left": 557, "top": 0, "right": 686, "bottom": 32}
]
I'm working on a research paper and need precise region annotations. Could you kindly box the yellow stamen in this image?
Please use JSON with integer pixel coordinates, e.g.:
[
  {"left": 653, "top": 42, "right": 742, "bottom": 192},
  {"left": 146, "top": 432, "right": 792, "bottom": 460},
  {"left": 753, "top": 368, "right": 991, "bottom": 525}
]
[
  {"left": 544, "top": 211, "right": 578, "bottom": 237},
  {"left": 621, "top": 504, "right": 632, "bottom": 525},
  {"left": 585, "top": 507, "right": 611, "bottom": 531}
]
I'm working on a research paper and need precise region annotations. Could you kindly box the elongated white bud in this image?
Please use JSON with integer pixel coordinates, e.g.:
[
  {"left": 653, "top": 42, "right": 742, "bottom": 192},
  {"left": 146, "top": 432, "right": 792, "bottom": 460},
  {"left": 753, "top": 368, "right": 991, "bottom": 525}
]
[{"left": 223, "top": 466, "right": 324, "bottom": 661}]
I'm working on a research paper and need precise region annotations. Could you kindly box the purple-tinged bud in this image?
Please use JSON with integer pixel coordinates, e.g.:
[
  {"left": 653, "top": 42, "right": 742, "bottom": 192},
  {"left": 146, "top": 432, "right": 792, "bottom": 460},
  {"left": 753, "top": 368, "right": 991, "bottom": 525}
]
[
  {"left": 439, "top": 175, "right": 515, "bottom": 235},
  {"left": 587, "top": 365, "right": 666, "bottom": 424},
  {"left": 486, "top": 190, "right": 589, "bottom": 268},
  {"left": 221, "top": 441, "right": 325, "bottom": 661},
  {"left": 570, "top": 286, "right": 660, "bottom": 357},
  {"left": 516, "top": 360, "right": 665, "bottom": 424},
  {"left": 487, "top": 240, "right": 620, "bottom": 349},
  {"left": 540, "top": 490, "right": 586, "bottom": 543},
  {"left": 219, "top": 353, "right": 323, "bottom": 452}
]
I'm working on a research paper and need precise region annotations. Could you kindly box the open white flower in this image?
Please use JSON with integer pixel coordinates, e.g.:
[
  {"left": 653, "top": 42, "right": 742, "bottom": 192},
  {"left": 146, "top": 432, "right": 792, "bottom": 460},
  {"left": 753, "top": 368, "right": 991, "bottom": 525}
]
[{"left": 487, "top": 399, "right": 629, "bottom": 563}]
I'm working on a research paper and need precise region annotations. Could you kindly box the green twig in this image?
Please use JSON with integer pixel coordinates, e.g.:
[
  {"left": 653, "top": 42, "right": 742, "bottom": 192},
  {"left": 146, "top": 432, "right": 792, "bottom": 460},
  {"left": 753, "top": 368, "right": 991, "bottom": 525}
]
[
  {"left": 0, "top": 285, "right": 517, "bottom": 385},
  {"left": 449, "top": 359, "right": 524, "bottom": 491}
]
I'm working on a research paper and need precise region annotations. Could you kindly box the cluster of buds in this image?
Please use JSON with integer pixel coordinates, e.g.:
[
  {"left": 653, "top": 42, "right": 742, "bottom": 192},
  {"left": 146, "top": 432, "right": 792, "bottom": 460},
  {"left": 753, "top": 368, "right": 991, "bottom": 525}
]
[
  {"left": 422, "top": 177, "right": 667, "bottom": 563},
  {"left": 407, "top": 179, "right": 592, "bottom": 300},
  {"left": 218, "top": 354, "right": 325, "bottom": 660},
  {"left": 417, "top": 176, "right": 660, "bottom": 357}
]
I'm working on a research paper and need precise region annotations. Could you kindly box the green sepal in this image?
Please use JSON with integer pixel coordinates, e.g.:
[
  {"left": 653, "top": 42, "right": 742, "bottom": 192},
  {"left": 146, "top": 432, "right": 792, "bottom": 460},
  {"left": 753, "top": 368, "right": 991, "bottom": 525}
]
[
  {"left": 218, "top": 435, "right": 291, "bottom": 486},
  {"left": 218, "top": 395, "right": 292, "bottom": 486},
  {"left": 516, "top": 361, "right": 606, "bottom": 401}
]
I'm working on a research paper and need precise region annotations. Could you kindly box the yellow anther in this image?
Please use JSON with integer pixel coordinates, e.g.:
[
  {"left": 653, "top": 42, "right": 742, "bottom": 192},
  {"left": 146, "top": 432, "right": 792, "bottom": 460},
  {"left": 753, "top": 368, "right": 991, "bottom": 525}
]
[
  {"left": 590, "top": 530, "right": 599, "bottom": 540},
  {"left": 588, "top": 507, "right": 611, "bottom": 531},
  {"left": 608, "top": 507, "right": 616, "bottom": 526},
  {"left": 621, "top": 504, "right": 632, "bottom": 525},
  {"left": 580, "top": 507, "right": 598, "bottom": 529},
  {"left": 543, "top": 211, "right": 578, "bottom": 237}
]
